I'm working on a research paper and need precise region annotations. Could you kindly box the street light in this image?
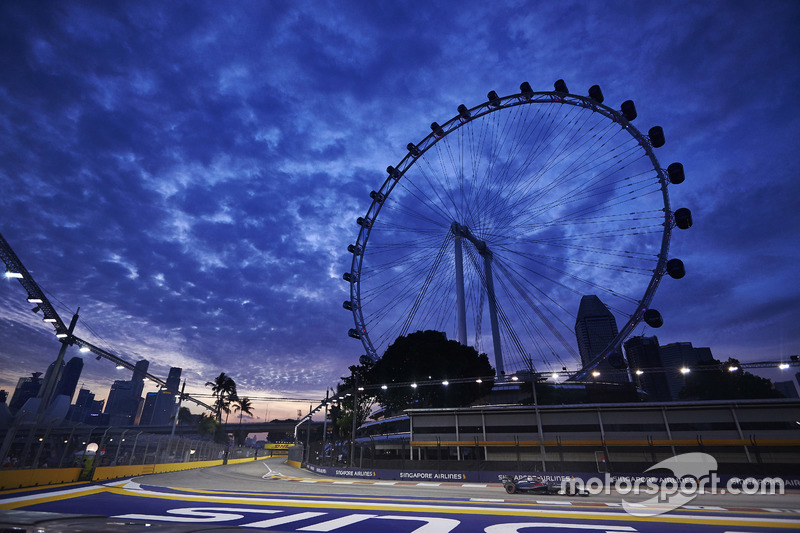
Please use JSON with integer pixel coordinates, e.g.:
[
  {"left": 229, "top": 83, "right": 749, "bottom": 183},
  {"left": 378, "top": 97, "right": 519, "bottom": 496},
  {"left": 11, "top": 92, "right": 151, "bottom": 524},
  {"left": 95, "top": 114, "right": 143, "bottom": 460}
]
[
  {"left": 778, "top": 363, "right": 790, "bottom": 370},
  {"left": 680, "top": 367, "right": 690, "bottom": 374},
  {"left": 635, "top": 370, "right": 644, "bottom": 375}
]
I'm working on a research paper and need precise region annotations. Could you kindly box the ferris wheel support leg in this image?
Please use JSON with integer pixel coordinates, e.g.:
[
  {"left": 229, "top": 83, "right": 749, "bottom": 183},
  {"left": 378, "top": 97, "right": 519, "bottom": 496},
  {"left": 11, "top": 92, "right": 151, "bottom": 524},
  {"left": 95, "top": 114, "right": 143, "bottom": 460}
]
[
  {"left": 454, "top": 234, "right": 467, "bottom": 346},
  {"left": 483, "top": 255, "right": 504, "bottom": 377}
]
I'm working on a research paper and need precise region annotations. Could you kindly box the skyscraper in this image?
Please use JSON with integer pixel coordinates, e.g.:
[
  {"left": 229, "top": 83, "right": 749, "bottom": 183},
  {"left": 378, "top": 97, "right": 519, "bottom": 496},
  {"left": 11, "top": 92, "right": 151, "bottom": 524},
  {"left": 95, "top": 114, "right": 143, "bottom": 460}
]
[
  {"left": 54, "top": 357, "right": 83, "bottom": 402},
  {"left": 166, "top": 367, "right": 182, "bottom": 394},
  {"left": 9, "top": 373, "right": 43, "bottom": 413},
  {"left": 659, "top": 342, "right": 714, "bottom": 399},
  {"left": 623, "top": 335, "right": 671, "bottom": 401},
  {"left": 104, "top": 359, "right": 149, "bottom": 425},
  {"left": 139, "top": 390, "right": 176, "bottom": 425},
  {"left": 575, "top": 295, "right": 627, "bottom": 383}
]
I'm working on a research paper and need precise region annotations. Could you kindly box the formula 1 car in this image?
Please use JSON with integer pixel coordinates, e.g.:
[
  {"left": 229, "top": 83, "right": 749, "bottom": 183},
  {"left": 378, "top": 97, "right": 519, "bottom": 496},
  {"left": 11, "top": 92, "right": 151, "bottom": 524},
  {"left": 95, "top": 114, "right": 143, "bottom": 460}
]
[{"left": 501, "top": 475, "right": 589, "bottom": 496}]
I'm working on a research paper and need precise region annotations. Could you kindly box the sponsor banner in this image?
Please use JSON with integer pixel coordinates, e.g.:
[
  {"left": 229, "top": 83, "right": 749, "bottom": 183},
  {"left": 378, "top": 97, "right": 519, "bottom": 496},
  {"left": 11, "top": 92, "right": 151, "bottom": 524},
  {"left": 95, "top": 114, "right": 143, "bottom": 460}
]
[
  {"left": 264, "top": 443, "right": 291, "bottom": 450},
  {"left": 304, "top": 462, "right": 800, "bottom": 487},
  {"left": 399, "top": 472, "right": 468, "bottom": 481}
]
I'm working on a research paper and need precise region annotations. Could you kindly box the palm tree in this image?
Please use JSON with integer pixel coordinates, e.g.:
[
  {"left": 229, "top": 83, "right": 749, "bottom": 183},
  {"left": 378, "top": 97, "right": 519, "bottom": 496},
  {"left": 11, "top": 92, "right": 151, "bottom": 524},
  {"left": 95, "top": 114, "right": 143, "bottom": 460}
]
[
  {"left": 205, "top": 372, "right": 237, "bottom": 422},
  {"left": 233, "top": 396, "right": 253, "bottom": 425}
]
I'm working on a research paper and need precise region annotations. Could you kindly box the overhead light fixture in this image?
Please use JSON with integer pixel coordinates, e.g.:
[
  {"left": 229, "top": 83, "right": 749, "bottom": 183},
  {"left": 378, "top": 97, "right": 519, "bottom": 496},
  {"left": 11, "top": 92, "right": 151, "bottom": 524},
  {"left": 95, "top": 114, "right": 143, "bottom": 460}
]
[
  {"left": 4, "top": 271, "right": 23, "bottom": 279},
  {"left": 551, "top": 372, "right": 559, "bottom": 379},
  {"left": 43, "top": 317, "right": 57, "bottom": 323},
  {"left": 727, "top": 365, "right": 738, "bottom": 372},
  {"left": 56, "top": 332, "right": 68, "bottom": 338},
  {"left": 680, "top": 367, "right": 691, "bottom": 374},
  {"left": 635, "top": 369, "right": 644, "bottom": 375},
  {"left": 592, "top": 371, "right": 600, "bottom": 377},
  {"left": 442, "top": 380, "right": 449, "bottom": 386},
  {"left": 79, "top": 346, "right": 90, "bottom": 353},
  {"left": 27, "top": 298, "right": 43, "bottom": 304},
  {"left": 116, "top": 364, "right": 125, "bottom": 369},
  {"left": 510, "top": 375, "right": 519, "bottom": 381},
  {"left": 410, "top": 383, "right": 418, "bottom": 388},
  {"left": 381, "top": 385, "right": 388, "bottom": 390},
  {"left": 779, "top": 363, "right": 790, "bottom": 370},
  {"left": 475, "top": 379, "right": 483, "bottom": 384}
]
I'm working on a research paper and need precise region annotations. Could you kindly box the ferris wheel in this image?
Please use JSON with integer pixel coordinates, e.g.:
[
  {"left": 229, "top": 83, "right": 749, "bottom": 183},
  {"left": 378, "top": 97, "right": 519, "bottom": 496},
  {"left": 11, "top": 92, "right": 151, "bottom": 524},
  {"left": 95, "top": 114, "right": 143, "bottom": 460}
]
[{"left": 344, "top": 80, "right": 692, "bottom": 378}]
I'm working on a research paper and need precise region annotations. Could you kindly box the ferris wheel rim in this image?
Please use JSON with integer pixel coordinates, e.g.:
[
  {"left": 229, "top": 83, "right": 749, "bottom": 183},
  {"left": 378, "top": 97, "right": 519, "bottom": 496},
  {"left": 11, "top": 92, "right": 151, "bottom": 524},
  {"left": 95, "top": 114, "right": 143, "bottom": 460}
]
[{"left": 347, "top": 87, "right": 674, "bottom": 370}]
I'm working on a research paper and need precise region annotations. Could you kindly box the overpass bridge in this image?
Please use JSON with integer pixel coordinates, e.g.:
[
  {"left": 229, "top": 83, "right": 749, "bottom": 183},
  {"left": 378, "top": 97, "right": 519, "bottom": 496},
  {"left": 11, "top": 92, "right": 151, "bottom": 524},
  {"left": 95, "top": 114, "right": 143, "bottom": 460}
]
[{"left": 107, "top": 420, "right": 323, "bottom": 435}]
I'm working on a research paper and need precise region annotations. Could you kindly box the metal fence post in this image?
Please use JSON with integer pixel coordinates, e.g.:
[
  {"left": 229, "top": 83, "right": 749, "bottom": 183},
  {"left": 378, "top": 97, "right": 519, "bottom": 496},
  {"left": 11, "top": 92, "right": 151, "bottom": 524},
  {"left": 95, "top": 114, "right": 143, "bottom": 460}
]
[{"left": 128, "top": 432, "right": 142, "bottom": 466}]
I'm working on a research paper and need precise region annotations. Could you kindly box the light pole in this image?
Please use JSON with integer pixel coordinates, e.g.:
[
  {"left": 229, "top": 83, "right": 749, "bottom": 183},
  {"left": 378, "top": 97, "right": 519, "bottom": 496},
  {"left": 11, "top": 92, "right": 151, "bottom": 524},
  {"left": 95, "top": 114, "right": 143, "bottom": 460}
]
[
  {"left": 350, "top": 373, "right": 359, "bottom": 466},
  {"left": 37, "top": 309, "right": 80, "bottom": 417}
]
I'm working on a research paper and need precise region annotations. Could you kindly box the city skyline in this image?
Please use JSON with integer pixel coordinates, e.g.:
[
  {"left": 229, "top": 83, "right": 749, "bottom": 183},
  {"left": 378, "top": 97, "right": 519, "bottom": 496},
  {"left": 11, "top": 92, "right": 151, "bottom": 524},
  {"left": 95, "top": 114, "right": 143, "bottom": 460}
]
[{"left": 1, "top": 2, "right": 799, "bottom": 419}]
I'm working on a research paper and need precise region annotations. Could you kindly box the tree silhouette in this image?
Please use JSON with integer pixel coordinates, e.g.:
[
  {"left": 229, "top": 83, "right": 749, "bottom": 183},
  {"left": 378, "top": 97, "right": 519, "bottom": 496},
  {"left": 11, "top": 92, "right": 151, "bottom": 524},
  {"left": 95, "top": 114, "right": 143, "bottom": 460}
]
[
  {"left": 679, "top": 358, "right": 784, "bottom": 400},
  {"left": 205, "top": 372, "right": 237, "bottom": 422},
  {"left": 197, "top": 412, "right": 218, "bottom": 438},
  {"left": 234, "top": 396, "right": 253, "bottom": 424},
  {"left": 333, "top": 362, "right": 376, "bottom": 438},
  {"left": 367, "top": 330, "right": 494, "bottom": 411}
]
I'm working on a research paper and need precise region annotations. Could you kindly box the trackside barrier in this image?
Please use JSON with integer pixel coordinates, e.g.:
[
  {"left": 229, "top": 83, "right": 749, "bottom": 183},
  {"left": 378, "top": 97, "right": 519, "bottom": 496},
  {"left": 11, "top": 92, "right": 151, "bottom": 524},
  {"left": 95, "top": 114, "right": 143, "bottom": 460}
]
[
  {"left": 0, "top": 467, "right": 82, "bottom": 490},
  {"left": 1, "top": 455, "right": 261, "bottom": 489}
]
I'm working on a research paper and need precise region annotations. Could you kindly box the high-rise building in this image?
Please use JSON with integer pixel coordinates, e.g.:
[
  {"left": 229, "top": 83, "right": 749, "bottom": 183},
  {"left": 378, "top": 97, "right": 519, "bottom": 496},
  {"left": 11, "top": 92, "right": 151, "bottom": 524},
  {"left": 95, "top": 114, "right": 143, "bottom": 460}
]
[
  {"left": 623, "top": 335, "right": 671, "bottom": 401},
  {"left": 139, "top": 390, "right": 177, "bottom": 425},
  {"left": 68, "top": 387, "right": 94, "bottom": 423},
  {"left": 104, "top": 359, "right": 149, "bottom": 425},
  {"left": 166, "top": 367, "right": 182, "bottom": 394},
  {"left": 131, "top": 359, "right": 149, "bottom": 397},
  {"left": 659, "top": 342, "right": 714, "bottom": 399},
  {"left": 9, "top": 372, "right": 43, "bottom": 413},
  {"left": 54, "top": 357, "right": 83, "bottom": 402},
  {"left": 575, "top": 295, "right": 627, "bottom": 383}
]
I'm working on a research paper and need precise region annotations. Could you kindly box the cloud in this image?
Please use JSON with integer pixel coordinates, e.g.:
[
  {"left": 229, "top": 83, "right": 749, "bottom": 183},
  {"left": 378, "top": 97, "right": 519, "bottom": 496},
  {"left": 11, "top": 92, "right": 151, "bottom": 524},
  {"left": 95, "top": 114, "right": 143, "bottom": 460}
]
[{"left": 1, "top": 0, "right": 798, "bottom": 411}]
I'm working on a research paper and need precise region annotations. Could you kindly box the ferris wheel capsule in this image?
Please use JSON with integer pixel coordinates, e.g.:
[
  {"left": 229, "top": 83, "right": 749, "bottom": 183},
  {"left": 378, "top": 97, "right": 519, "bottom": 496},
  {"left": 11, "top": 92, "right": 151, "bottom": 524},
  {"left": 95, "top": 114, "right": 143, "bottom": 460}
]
[
  {"left": 588, "top": 85, "right": 604, "bottom": 103},
  {"left": 643, "top": 309, "right": 664, "bottom": 328},
  {"left": 674, "top": 208, "right": 693, "bottom": 229},
  {"left": 666, "top": 258, "right": 686, "bottom": 279},
  {"left": 621, "top": 100, "right": 637, "bottom": 121},
  {"left": 649, "top": 126, "right": 665, "bottom": 148},
  {"left": 667, "top": 162, "right": 685, "bottom": 184}
]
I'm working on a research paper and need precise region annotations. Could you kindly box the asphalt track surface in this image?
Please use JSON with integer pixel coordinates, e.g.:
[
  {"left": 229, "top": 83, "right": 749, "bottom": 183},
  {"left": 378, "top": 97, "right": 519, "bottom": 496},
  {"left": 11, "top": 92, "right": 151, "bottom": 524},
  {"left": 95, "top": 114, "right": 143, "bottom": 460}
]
[{"left": 1, "top": 458, "right": 799, "bottom": 532}]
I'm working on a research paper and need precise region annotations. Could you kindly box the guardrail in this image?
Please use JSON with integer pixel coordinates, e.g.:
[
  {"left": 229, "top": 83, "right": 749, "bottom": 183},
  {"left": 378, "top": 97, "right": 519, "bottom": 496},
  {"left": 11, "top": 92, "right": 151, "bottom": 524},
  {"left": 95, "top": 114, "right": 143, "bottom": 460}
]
[{"left": 1, "top": 422, "right": 259, "bottom": 490}]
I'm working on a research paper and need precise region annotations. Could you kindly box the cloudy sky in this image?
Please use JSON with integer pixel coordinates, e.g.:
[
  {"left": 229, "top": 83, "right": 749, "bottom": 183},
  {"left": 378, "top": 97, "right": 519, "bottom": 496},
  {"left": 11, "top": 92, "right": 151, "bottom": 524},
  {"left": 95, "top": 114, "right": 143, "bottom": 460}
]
[{"left": 1, "top": 0, "right": 799, "bottom": 418}]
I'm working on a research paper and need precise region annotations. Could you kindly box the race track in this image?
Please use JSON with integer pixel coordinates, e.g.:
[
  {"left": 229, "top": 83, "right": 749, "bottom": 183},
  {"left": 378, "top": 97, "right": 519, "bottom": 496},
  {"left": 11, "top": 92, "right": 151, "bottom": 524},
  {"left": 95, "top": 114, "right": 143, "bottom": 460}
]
[{"left": 1, "top": 458, "right": 798, "bottom": 532}]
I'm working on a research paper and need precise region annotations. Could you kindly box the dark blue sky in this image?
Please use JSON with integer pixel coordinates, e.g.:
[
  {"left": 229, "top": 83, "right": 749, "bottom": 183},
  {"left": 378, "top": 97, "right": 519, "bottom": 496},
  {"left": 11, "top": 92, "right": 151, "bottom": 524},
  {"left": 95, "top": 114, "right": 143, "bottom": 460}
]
[{"left": 2, "top": 1, "right": 799, "bottom": 417}]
